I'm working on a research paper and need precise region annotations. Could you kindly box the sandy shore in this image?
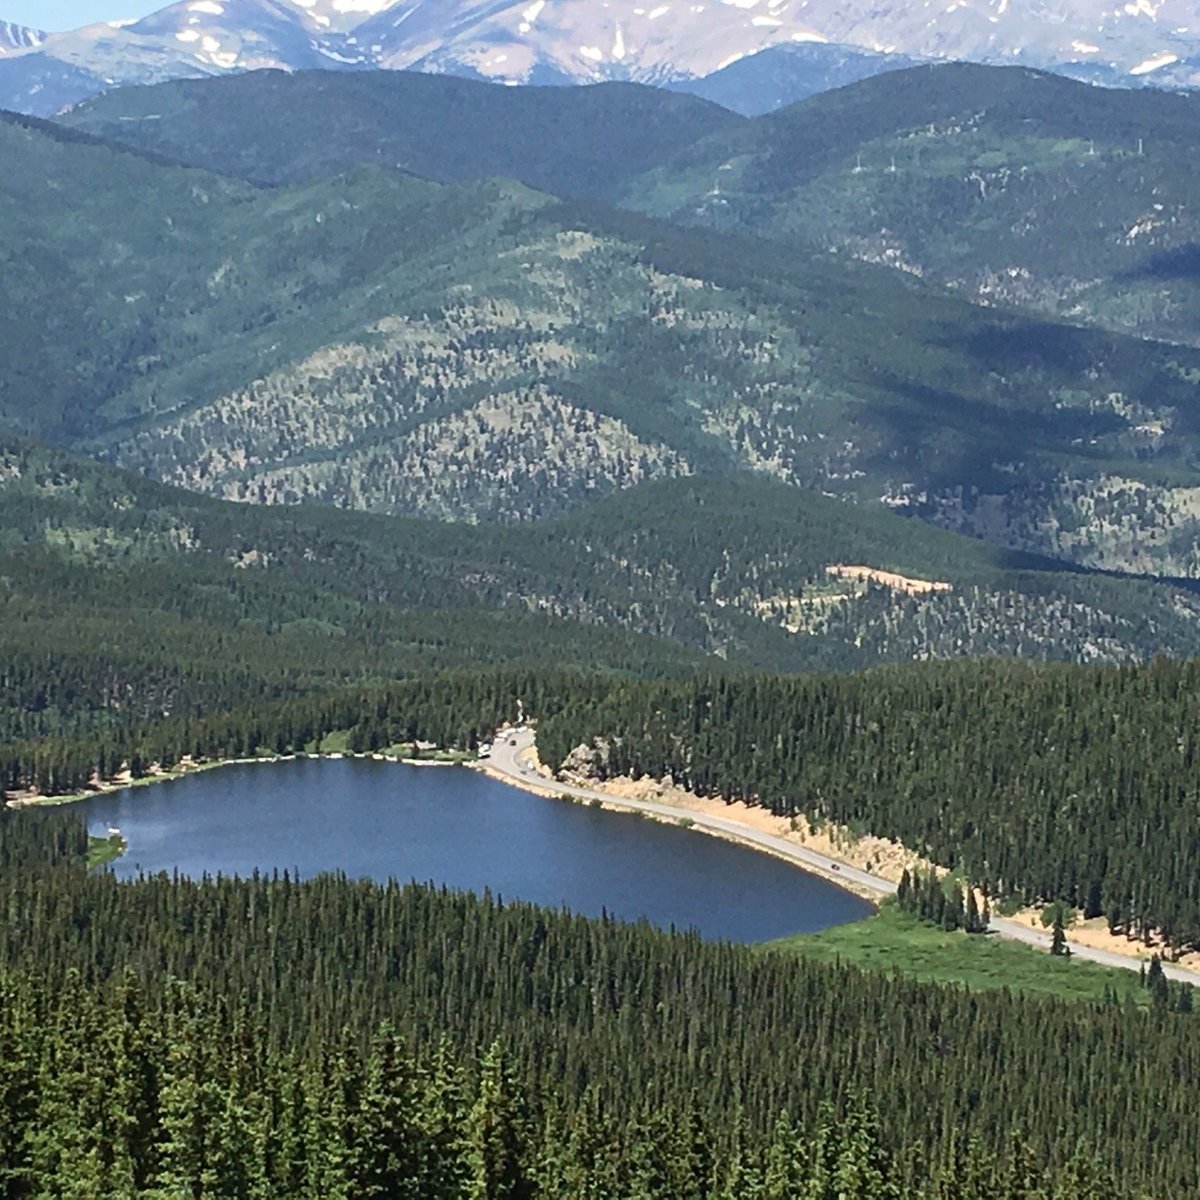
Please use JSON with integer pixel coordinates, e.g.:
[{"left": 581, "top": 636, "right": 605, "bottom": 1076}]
[{"left": 470, "top": 749, "right": 914, "bottom": 902}]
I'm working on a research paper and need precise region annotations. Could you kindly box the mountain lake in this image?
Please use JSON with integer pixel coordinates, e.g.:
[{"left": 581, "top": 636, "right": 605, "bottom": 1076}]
[{"left": 80, "top": 758, "right": 873, "bottom": 942}]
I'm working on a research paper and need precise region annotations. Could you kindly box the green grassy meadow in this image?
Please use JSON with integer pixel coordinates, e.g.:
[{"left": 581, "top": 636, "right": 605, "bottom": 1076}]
[{"left": 770, "top": 903, "right": 1162, "bottom": 1007}]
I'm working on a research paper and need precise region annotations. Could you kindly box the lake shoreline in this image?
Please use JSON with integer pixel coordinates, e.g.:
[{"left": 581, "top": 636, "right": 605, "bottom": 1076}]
[
  {"left": 18, "top": 734, "right": 1198, "bottom": 980},
  {"left": 4, "top": 749, "right": 467, "bottom": 810},
  {"left": 469, "top": 753, "right": 889, "bottom": 903},
  {"left": 475, "top": 737, "right": 1200, "bottom": 984},
  {"left": 75, "top": 754, "right": 867, "bottom": 943}
]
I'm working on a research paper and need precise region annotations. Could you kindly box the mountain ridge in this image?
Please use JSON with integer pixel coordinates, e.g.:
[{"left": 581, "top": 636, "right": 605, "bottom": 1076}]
[
  {"left": 3, "top": 0, "right": 1200, "bottom": 118},
  {"left": 620, "top": 62, "right": 1200, "bottom": 347},
  {"left": 12, "top": 97, "right": 1200, "bottom": 577},
  {"left": 59, "top": 70, "right": 741, "bottom": 192}
]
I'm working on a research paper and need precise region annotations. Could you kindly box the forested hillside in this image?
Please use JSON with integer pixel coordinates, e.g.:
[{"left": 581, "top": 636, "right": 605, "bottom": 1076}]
[
  {"left": 59, "top": 70, "right": 741, "bottom": 194},
  {"left": 8, "top": 437, "right": 1200, "bottom": 766},
  {"left": 623, "top": 63, "right": 1200, "bottom": 346},
  {"left": 1, "top": 807, "right": 1195, "bottom": 1197},
  {"left": 7, "top": 104, "right": 1200, "bottom": 573}
]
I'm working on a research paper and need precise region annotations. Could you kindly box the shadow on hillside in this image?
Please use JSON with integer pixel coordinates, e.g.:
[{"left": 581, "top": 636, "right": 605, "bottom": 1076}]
[{"left": 1120, "top": 243, "right": 1200, "bottom": 282}]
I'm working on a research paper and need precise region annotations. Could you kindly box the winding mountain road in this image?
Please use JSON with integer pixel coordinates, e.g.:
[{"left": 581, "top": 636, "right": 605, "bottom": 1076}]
[{"left": 485, "top": 729, "right": 1200, "bottom": 986}]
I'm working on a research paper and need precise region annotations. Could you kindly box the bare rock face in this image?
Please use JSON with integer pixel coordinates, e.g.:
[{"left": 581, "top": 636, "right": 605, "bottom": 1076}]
[{"left": 560, "top": 740, "right": 609, "bottom": 779}]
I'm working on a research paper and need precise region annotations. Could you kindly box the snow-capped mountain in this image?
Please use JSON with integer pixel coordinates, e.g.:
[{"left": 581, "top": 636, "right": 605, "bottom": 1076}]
[
  {"left": 56, "top": 0, "right": 361, "bottom": 79},
  {"left": 364, "top": 0, "right": 1200, "bottom": 88},
  {"left": 0, "top": 19, "right": 42, "bottom": 55},
  {"left": 1, "top": 0, "right": 1199, "bottom": 118},
  {"left": 355, "top": 0, "right": 832, "bottom": 84}
]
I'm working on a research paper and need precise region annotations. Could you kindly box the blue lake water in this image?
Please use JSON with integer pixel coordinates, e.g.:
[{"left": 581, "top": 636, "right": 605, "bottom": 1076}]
[{"left": 80, "top": 758, "right": 873, "bottom": 943}]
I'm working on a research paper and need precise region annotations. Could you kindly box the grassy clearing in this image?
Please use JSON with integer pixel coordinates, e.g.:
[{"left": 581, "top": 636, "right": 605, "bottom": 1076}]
[
  {"left": 307, "top": 730, "right": 473, "bottom": 762},
  {"left": 313, "top": 730, "right": 351, "bottom": 754},
  {"left": 769, "top": 903, "right": 1154, "bottom": 1006},
  {"left": 87, "top": 834, "right": 126, "bottom": 869}
]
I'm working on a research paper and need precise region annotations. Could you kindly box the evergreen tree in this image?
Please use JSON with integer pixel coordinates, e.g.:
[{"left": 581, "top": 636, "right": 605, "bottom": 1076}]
[
  {"left": 763, "top": 1112, "right": 806, "bottom": 1200},
  {"left": 468, "top": 1041, "right": 532, "bottom": 1200},
  {"left": 1050, "top": 915, "right": 1069, "bottom": 957},
  {"left": 350, "top": 1024, "right": 427, "bottom": 1199}
]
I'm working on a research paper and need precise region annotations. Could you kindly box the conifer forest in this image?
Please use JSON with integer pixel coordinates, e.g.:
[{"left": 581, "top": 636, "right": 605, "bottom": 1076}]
[{"left": 3, "top": 808, "right": 1198, "bottom": 1198}]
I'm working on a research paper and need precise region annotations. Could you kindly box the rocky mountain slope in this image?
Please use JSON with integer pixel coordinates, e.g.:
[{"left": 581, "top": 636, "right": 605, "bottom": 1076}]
[
  {"left": 354, "top": 0, "right": 1200, "bottom": 88},
  {"left": 3, "top": 0, "right": 1200, "bottom": 117},
  {"left": 7, "top": 103, "right": 1200, "bottom": 575}
]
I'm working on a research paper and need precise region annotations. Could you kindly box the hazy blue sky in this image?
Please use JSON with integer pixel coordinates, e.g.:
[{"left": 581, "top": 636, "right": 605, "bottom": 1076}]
[{"left": 6, "top": 2, "right": 162, "bottom": 30}]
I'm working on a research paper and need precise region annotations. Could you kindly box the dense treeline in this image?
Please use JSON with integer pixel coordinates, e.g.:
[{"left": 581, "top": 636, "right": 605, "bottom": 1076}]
[
  {"left": 534, "top": 658, "right": 1200, "bottom": 951},
  {"left": 0, "top": 673, "right": 556, "bottom": 795},
  {"left": 0, "top": 808, "right": 1188, "bottom": 1197}
]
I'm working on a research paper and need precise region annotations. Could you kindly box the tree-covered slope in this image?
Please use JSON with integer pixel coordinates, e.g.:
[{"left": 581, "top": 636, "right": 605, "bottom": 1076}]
[
  {"left": 535, "top": 657, "right": 1200, "bottom": 952},
  {"left": 64, "top": 64, "right": 1200, "bottom": 352},
  {"left": 7, "top": 436, "right": 1200, "bottom": 762},
  {"left": 58, "top": 70, "right": 742, "bottom": 193},
  {"left": 0, "top": 440, "right": 710, "bottom": 750},
  {"left": 9, "top": 103, "right": 1200, "bottom": 574},
  {"left": 622, "top": 63, "right": 1200, "bottom": 347}
]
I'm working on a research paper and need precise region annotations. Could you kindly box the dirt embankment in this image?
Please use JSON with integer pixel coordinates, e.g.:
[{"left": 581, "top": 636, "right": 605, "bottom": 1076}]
[
  {"left": 585, "top": 774, "right": 931, "bottom": 885},
  {"left": 825, "top": 564, "right": 952, "bottom": 595},
  {"left": 475, "top": 745, "right": 933, "bottom": 892}
]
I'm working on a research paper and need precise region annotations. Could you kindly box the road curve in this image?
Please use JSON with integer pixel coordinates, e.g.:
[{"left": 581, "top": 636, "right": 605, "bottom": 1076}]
[{"left": 483, "top": 729, "right": 1200, "bottom": 987}]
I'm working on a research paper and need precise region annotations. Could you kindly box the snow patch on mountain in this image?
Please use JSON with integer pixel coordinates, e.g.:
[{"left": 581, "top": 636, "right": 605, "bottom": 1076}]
[
  {"left": 0, "top": 20, "right": 44, "bottom": 56},
  {"left": 1130, "top": 50, "right": 1179, "bottom": 73},
  {"left": 283, "top": 0, "right": 397, "bottom": 33},
  {"left": 350, "top": 0, "right": 1200, "bottom": 88}
]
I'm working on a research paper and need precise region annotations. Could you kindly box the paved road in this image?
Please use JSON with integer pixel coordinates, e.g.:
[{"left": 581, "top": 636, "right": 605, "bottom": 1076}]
[{"left": 485, "top": 729, "right": 1200, "bottom": 986}]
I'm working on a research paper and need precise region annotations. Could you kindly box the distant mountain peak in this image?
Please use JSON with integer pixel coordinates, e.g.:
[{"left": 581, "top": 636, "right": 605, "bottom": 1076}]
[
  {"left": 358, "top": 0, "right": 834, "bottom": 84},
  {"left": 284, "top": 0, "right": 402, "bottom": 34}
]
